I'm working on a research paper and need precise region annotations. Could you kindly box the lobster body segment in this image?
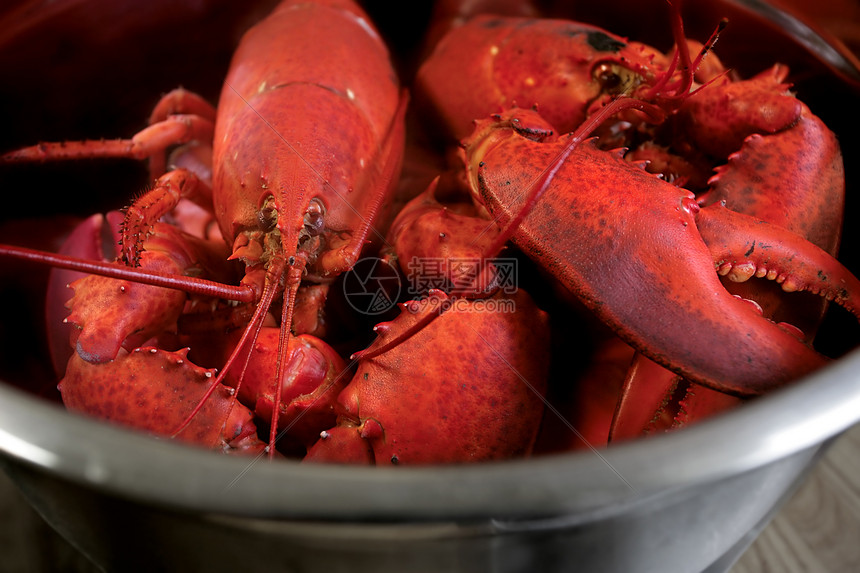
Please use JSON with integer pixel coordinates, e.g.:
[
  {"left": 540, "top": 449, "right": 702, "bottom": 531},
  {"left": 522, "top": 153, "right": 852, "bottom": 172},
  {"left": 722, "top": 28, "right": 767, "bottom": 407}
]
[
  {"left": 207, "top": 0, "right": 407, "bottom": 454},
  {"left": 415, "top": 13, "right": 669, "bottom": 141},
  {"left": 214, "top": 0, "right": 406, "bottom": 282}
]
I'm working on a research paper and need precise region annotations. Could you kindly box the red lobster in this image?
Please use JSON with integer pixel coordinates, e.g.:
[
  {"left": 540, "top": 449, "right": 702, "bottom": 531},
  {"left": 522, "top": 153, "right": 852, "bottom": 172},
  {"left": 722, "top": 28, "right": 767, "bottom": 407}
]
[
  {"left": 1, "top": 0, "right": 550, "bottom": 465},
  {"left": 1, "top": 0, "right": 407, "bottom": 455},
  {"left": 412, "top": 0, "right": 858, "bottom": 444}
]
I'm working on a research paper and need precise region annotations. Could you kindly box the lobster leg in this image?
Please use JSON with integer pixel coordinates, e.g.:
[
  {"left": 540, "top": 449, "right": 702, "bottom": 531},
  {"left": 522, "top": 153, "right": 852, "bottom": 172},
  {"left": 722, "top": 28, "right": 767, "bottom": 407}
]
[
  {"left": 148, "top": 88, "right": 217, "bottom": 128},
  {"left": 610, "top": 356, "right": 684, "bottom": 440},
  {"left": 610, "top": 359, "right": 743, "bottom": 441},
  {"left": 0, "top": 114, "right": 215, "bottom": 165},
  {"left": 1, "top": 87, "right": 215, "bottom": 175},
  {"left": 146, "top": 88, "right": 217, "bottom": 179},
  {"left": 120, "top": 168, "right": 213, "bottom": 266},
  {"left": 0, "top": 87, "right": 219, "bottom": 265}
]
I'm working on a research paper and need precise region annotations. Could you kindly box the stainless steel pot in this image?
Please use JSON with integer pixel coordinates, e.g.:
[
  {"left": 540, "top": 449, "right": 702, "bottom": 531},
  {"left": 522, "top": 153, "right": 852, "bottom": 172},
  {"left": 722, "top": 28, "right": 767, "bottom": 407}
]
[
  {"left": 1, "top": 1, "right": 859, "bottom": 572},
  {"left": 2, "top": 352, "right": 860, "bottom": 572}
]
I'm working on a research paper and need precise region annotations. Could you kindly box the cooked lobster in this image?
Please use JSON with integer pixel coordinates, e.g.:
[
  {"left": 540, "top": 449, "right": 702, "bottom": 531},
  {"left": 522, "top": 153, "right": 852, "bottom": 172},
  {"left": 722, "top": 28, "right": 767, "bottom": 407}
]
[
  {"left": 1, "top": 0, "right": 407, "bottom": 455},
  {"left": 0, "top": 0, "right": 857, "bottom": 463}
]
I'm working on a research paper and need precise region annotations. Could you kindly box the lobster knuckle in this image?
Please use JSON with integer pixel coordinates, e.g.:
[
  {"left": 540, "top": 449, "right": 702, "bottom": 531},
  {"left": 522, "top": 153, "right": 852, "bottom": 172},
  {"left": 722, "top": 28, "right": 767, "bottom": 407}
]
[
  {"left": 225, "top": 328, "right": 347, "bottom": 450},
  {"left": 387, "top": 182, "right": 502, "bottom": 297},
  {"left": 68, "top": 276, "right": 184, "bottom": 364},
  {"left": 67, "top": 245, "right": 191, "bottom": 363}
]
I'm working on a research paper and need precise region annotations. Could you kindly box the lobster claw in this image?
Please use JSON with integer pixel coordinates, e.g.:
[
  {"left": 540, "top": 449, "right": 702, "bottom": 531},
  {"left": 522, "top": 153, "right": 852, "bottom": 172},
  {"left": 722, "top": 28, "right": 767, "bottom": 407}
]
[
  {"left": 60, "top": 346, "right": 266, "bottom": 454},
  {"left": 46, "top": 211, "right": 124, "bottom": 375},
  {"left": 609, "top": 62, "right": 848, "bottom": 438},
  {"left": 465, "top": 108, "right": 858, "bottom": 397},
  {"left": 306, "top": 289, "right": 551, "bottom": 464}
]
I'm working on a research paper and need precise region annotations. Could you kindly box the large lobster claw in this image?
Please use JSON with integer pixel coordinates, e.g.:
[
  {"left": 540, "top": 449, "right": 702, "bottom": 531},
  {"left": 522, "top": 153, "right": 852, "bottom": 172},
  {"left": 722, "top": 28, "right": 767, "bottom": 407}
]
[
  {"left": 61, "top": 346, "right": 266, "bottom": 454},
  {"left": 305, "top": 289, "right": 550, "bottom": 464},
  {"left": 464, "top": 108, "right": 859, "bottom": 397}
]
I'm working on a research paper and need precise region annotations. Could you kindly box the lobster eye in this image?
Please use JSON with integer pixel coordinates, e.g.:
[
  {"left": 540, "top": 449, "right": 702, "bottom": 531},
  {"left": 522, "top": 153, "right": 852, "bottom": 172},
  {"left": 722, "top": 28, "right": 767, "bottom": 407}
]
[
  {"left": 303, "top": 198, "right": 326, "bottom": 237},
  {"left": 593, "top": 62, "right": 639, "bottom": 95},
  {"left": 258, "top": 196, "right": 279, "bottom": 231}
]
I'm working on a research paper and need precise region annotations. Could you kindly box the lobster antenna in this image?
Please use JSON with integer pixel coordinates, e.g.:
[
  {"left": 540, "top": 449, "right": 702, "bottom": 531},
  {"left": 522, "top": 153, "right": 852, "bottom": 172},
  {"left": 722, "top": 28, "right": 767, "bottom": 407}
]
[
  {"left": 267, "top": 263, "right": 304, "bottom": 459},
  {"left": 643, "top": 2, "right": 726, "bottom": 105},
  {"left": 0, "top": 243, "right": 256, "bottom": 302},
  {"left": 639, "top": 0, "right": 694, "bottom": 101},
  {"left": 667, "top": 0, "right": 696, "bottom": 96},
  {"left": 643, "top": 40, "right": 682, "bottom": 99},
  {"left": 171, "top": 255, "right": 285, "bottom": 439},
  {"left": 691, "top": 18, "right": 728, "bottom": 73}
]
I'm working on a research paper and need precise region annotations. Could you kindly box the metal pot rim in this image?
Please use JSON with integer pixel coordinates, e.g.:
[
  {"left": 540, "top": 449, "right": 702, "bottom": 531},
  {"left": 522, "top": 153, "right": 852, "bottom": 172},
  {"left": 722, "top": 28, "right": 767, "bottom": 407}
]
[{"left": 2, "top": 346, "right": 859, "bottom": 520}]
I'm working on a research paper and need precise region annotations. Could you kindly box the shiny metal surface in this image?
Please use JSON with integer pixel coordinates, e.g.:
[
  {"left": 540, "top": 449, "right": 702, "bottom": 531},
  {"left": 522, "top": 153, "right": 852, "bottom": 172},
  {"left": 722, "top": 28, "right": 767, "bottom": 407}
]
[
  {"left": 1, "top": 349, "right": 859, "bottom": 522},
  {"left": 0, "top": 351, "right": 859, "bottom": 521},
  {"left": 0, "top": 367, "right": 852, "bottom": 572}
]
